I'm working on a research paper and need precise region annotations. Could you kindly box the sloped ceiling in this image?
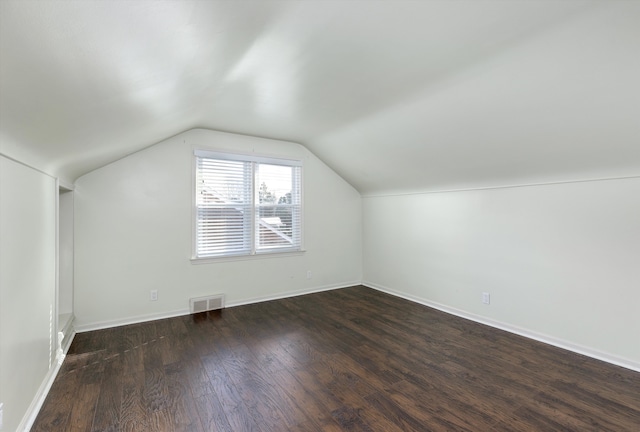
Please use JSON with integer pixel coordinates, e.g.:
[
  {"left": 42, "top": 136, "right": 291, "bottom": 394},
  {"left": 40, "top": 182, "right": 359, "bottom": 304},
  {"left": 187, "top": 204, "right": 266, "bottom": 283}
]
[{"left": 1, "top": 1, "right": 638, "bottom": 194}]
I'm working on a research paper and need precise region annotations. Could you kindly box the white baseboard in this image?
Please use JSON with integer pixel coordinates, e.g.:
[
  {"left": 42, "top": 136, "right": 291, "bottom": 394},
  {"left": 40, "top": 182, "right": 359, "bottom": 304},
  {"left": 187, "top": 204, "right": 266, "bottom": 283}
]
[
  {"left": 75, "top": 308, "right": 191, "bottom": 333},
  {"left": 75, "top": 281, "right": 361, "bottom": 333},
  {"left": 17, "top": 330, "right": 76, "bottom": 432},
  {"left": 60, "top": 315, "right": 75, "bottom": 351},
  {"left": 61, "top": 328, "right": 76, "bottom": 357},
  {"left": 226, "top": 280, "right": 361, "bottom": 308},
  {"left": 363, "top": 280, "right": 640, "bottom": 373}
]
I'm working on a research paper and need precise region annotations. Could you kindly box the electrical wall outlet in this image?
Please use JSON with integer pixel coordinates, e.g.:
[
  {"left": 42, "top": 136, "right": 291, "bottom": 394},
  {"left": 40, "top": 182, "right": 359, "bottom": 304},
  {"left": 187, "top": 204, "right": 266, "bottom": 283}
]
[
  {"left": 150, "top": 290, "right": 158, "bottom": 301},
  {"left": 306, "top": 270, "right": 312, "bottom": 280},
  {"left": 482, "top": 292, "right": 490, "bottom": 305}
]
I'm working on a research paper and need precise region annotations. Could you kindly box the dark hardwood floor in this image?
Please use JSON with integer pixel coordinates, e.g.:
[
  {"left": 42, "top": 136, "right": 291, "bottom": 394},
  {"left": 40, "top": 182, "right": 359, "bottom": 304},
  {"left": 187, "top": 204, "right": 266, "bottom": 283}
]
[{"left": 33, "top": 286, "right": 640, "bottom": 431}]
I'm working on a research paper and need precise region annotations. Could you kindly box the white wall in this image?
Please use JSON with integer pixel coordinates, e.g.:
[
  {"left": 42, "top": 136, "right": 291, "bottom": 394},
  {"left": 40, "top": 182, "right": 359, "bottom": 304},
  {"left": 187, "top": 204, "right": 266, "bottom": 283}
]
[
  {"left": 363, "top": 178, "right": 640, "bottom": 370},
  {"left": 58, "top": 190, "right": 74, "bottom": 317},
  {"left": 73, "top": 129, "right": 362, "bottom": 329},
  {"left": 0, "top": 155, "right": 57, "bottom": 432}
]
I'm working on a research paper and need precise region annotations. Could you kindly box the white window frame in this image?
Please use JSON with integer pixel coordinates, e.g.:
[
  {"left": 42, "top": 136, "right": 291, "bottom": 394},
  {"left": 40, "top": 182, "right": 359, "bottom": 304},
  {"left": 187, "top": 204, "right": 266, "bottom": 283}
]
[{"left": 192, "top": 149, "right": 304, "bottom": 262}]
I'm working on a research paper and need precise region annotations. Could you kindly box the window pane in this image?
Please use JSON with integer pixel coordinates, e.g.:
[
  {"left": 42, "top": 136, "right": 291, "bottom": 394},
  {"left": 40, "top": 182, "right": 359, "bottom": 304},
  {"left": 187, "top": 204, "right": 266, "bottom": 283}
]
[
  {"left": 255, "top": 163, "right": 301, "bottom": 252},
  {"left": 196, "top": 158, "right": 251, "bottom": 257},
  {"left": 197, "top": 206, "right": 251, "bottom": 256},
  {"left": 196, "top": 159, "right": 250, "bottom": 205}
]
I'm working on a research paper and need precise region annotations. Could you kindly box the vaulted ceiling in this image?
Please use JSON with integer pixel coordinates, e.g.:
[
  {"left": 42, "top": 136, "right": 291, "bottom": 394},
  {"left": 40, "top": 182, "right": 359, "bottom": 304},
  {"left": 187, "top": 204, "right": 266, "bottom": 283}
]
[{"left": 1, "top": 1, "right": 638, "bottom": 194}]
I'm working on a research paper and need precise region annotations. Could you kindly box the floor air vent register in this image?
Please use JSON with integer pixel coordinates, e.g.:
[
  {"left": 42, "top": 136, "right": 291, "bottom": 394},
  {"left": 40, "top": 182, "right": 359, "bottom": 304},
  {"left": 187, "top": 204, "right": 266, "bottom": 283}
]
[{"left": 189, "top": 294, "right": 225, "bottom": 314}]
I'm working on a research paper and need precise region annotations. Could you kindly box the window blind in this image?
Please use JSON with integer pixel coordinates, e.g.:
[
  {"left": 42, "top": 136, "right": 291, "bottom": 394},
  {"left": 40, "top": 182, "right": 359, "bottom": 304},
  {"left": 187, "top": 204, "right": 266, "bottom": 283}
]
[{"left": 196, "top": 157, "right": 252, "bottom": 257}]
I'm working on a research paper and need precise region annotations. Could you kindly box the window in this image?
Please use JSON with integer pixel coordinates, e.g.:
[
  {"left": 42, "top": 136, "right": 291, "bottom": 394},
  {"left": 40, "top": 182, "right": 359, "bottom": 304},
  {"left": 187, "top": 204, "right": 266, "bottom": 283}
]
[{"left": 194, "top": 150, "right": 302, "bottom": 259}]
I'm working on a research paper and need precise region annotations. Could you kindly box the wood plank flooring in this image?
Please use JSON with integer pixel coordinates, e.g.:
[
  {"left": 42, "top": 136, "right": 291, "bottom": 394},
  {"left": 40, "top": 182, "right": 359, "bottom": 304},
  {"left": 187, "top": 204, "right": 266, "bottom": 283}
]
[{"left": 32, "top": 286, "right": 640, "bottom": 431}]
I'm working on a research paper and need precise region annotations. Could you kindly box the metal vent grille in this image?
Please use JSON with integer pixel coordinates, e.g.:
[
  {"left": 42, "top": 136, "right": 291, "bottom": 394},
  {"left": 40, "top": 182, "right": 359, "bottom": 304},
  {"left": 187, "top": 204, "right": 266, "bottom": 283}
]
[{"left": 189, "top": 294, "right": 225, "bottom": 314}]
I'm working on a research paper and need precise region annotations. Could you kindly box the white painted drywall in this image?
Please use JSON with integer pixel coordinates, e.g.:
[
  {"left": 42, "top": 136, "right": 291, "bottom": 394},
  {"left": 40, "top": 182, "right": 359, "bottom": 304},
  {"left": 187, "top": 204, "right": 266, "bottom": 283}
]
[
  {"left": 58, "top": 190, "right": 74, "bottom": 317},
  {"left": 0, "top": 155, "right": 57, "bottom": 432},
  {"left": 303, "top": 1, "right": 640, "bottom": 195},
  {"left": 363, "top": 178, "right": 640, "bottom": 368},
  {"left": 73, "top": 129, "right": 362, "bottom": 329}
]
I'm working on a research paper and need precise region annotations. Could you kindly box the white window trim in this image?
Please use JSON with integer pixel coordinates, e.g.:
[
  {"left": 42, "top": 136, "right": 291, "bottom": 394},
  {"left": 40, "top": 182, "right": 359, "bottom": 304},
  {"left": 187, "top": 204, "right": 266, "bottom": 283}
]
[
  {"left": 191, "top": 149, "right": 304, "bottom": 262},
  {"left": 190, "top": 249, "right": 306, "bottom": 265}
]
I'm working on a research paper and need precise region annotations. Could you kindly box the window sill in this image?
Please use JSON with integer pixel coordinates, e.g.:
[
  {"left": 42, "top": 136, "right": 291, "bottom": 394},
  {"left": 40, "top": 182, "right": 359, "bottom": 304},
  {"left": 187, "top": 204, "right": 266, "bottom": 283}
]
[{"left": 190, "top": 249, "right": 306, "bottom": 265}]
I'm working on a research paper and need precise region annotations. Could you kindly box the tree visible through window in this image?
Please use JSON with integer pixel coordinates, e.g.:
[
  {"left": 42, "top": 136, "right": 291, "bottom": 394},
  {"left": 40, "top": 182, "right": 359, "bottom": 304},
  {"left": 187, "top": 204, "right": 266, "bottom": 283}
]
[{"left": 194, "top": 150, "right": 302, "bottom": 259}]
